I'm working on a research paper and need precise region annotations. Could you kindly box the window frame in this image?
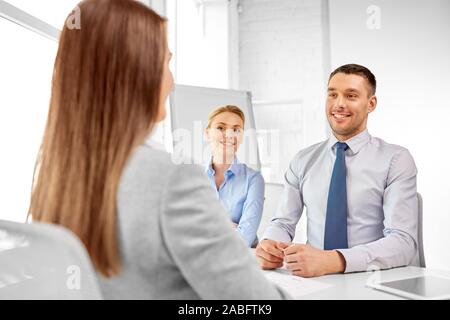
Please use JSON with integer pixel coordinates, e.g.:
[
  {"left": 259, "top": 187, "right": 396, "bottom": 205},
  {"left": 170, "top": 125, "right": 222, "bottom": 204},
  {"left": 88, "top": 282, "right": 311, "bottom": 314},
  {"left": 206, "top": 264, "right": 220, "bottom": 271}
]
[{"left": 0, "top": 0, "right": 59, "bottom": 41}]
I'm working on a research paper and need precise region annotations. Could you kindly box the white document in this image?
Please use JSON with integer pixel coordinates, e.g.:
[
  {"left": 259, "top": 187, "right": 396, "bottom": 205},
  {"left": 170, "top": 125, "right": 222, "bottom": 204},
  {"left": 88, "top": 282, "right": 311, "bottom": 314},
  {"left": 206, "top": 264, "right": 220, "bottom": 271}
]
[{"left": 264, "top": 268, "right": 331, "bottom": 298}]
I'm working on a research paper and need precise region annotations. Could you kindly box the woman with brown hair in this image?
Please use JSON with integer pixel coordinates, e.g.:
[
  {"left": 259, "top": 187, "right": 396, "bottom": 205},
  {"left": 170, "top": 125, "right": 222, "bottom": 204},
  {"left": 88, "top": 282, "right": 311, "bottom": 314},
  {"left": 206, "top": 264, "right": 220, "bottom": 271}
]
[{"left": 28, "top": 0, "right": 288, "bottom": 299}]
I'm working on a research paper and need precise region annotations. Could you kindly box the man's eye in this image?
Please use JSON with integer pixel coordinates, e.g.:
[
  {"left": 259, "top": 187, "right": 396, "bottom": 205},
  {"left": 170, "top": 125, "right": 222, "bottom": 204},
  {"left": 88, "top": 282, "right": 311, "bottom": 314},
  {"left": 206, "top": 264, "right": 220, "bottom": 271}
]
[
  {"left": 234, "top": 128, "right": 241, "bottom": 133},
  {"left": 216, "top": 126, "right": 224, "bottom": 131},
  {"left": 347, "top": 95, "right": 357, "bottom": 99},
  {"left": 328, "top": 93, "right": 336, "bottom": 98}
]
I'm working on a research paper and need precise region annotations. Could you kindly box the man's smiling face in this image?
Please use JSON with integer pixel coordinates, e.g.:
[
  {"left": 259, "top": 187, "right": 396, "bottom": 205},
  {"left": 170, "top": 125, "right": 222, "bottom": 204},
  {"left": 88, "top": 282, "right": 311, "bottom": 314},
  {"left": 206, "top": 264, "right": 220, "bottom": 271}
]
[{"left": 326, "top": 72, "right": 377, "bottom": 141}]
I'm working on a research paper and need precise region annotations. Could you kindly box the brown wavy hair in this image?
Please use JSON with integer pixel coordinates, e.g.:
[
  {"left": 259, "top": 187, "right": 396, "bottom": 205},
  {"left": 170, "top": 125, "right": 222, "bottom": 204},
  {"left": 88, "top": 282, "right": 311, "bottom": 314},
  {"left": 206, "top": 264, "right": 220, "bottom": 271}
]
[{"left": 28, "top": 0, "right": 167, "bottom": 277}]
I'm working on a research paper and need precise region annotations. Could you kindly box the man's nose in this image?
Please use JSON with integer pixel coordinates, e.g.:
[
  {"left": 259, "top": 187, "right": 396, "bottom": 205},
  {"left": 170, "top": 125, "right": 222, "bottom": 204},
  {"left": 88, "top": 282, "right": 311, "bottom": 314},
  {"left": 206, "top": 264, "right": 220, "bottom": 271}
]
[{"left": 334, "top": 96, "right": 345, "bottom": 109}]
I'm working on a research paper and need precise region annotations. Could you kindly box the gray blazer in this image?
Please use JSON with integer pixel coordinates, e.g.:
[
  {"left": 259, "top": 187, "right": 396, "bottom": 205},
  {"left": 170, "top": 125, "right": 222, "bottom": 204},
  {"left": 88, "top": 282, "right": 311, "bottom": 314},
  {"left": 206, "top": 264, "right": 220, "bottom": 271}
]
[{"left": 97, "top": 143, "right": 289, "bottom": 299}]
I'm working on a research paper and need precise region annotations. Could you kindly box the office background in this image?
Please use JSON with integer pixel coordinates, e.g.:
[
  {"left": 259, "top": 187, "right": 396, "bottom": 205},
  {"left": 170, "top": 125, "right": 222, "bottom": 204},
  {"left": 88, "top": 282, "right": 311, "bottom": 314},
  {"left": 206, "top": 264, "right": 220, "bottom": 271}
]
[{"left": 0, "top": 0, "right": 449, "bottom": 270}]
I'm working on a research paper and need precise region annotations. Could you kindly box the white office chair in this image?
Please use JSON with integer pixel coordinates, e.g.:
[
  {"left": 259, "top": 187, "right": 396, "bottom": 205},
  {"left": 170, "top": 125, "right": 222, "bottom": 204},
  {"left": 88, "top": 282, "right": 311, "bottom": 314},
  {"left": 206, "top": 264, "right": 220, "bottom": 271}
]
[
  {"left": 0, "top": 220, "right": 102, "bottom": 299},
  {"left": 417, "top": 192, "right": 426, "bottom": 268}
]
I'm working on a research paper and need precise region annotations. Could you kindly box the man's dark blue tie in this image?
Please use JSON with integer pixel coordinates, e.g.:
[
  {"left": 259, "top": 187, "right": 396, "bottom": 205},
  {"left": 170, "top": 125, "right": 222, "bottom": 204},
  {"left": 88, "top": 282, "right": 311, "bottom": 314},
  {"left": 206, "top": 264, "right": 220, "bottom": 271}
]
[{"left": 324, "top": 142, "right": 349, "bottom": 250}]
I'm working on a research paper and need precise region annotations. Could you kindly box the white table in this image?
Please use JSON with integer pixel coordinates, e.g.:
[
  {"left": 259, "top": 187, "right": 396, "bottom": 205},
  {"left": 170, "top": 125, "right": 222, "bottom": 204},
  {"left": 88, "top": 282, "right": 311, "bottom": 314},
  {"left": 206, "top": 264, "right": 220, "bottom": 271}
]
[{"left": 266, "top": 266, "right": 450, "bottom": 299}]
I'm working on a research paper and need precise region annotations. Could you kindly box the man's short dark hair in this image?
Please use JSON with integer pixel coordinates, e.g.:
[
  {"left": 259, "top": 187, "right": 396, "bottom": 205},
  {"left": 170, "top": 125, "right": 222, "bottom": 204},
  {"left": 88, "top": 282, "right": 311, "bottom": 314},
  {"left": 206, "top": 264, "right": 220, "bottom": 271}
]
[{"left": 329, "top": 64, "right": 377, "bottom": 96}]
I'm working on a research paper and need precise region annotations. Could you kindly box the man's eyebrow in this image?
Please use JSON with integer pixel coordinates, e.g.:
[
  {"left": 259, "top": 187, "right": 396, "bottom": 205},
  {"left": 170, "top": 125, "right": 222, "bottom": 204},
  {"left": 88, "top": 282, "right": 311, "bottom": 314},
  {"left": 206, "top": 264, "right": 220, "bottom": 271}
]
[
  {"left": 345, "top": 88, "right": 361, "bottom": 93},
  {"left": 327, "top": 87, "right": 362, "bottom": 93}
]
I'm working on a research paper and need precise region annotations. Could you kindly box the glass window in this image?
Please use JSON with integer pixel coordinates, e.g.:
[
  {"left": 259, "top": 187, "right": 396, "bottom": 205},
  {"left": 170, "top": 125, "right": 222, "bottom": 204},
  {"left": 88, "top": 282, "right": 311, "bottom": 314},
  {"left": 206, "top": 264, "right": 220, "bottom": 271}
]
[
  {"left": 166, "top": 0, "right": 230, "bottom": 89},
  {"left": 0, "top": 17, "right": 57, "bottom": 222},
  {"left": 4, "top": 0, "right": 81, "bottom": 29},
  {"left": 253, "top": 102, "right": 304, "bottom": 183}
]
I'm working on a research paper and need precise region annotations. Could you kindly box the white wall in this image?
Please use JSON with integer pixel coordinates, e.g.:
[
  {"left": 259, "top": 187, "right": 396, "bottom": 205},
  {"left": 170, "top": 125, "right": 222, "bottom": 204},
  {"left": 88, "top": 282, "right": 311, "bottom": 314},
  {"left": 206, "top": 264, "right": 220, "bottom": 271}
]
[
  {"left": 329, "top": 0, "right": 450, "bottom": 270},
  {"left": 238, "top": 0, "right": 329, "bottom": 183}
]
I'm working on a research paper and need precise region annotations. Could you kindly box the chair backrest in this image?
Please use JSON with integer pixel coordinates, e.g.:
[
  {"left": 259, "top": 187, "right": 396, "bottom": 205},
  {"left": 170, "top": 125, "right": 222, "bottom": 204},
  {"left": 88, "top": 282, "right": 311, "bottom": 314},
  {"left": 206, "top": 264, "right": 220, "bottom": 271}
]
[
  {"left": 417, "top": 192, "right": 426, "bottom": 268},
  {"left": 257, "top": 182, "right": 284, "bottom": 240},
  {"left": 0, "top": 220, "right": 102, "bottom": 299}
]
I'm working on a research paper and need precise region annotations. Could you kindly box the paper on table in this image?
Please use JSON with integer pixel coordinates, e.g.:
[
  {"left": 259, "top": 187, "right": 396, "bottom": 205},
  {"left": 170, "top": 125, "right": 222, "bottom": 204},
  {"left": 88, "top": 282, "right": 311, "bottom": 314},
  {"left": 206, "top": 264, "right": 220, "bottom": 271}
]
[{"left": 264, "top": 268, "right": 331, "bottom": 298}]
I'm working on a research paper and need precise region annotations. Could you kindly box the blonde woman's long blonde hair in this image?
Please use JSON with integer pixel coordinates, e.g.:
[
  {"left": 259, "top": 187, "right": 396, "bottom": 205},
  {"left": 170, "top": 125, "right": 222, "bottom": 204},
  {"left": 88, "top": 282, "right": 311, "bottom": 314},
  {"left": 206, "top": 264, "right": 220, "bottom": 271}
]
[
  {"left": 206, "top": 105, "right": 246, "bottom": 128},
  {"left": 28, "top": 0, "right": 167, "bottom": 277}
]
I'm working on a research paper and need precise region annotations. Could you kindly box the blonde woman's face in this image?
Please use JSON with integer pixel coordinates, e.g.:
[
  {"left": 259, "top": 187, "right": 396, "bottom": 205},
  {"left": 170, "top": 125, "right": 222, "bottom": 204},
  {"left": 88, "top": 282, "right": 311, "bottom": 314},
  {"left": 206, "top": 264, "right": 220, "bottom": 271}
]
[{"left": 206, "top": 112, "right": 244, "bottom": 158}]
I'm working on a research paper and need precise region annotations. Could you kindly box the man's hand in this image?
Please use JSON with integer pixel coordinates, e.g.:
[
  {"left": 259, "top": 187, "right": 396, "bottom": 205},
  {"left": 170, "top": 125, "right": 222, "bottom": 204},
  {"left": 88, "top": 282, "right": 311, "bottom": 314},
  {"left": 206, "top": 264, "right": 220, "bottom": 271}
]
[
  {"left": 255, "top": 239, "right": 290, "bottom": 270},
  {"left": 283, "top": 244, "right": 346, "bottom": 277}
]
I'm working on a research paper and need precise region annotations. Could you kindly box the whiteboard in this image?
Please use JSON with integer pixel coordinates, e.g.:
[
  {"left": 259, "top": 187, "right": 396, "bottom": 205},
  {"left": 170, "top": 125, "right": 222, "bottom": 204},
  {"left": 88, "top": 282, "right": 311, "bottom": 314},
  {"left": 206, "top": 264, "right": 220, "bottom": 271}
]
[{"left": 169, "top": 84, "right": 261, "bottom": 170}]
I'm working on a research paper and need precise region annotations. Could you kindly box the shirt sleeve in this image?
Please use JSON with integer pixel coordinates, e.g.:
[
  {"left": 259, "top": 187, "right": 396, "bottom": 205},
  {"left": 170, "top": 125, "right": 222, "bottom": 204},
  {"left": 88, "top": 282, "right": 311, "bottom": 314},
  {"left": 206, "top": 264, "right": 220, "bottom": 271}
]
[
  {"left": 237, "top": 172, "right": 265, "bottom": 246},
  {"left": 337, "top": 149, "right": 418, "bottom": 273},
  {"left": 160, "top": 163, "right": 291, "bottom": 299},
  {"left": 263, "top": 154, "right": 305, "bottom": 242}
]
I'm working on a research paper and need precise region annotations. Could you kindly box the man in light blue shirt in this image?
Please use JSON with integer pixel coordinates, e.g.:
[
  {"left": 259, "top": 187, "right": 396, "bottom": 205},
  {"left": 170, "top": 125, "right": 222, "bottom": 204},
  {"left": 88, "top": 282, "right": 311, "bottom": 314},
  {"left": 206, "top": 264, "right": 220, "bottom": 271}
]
[{"left": 256, "top": 64, "right": 418, "bottom": 277}]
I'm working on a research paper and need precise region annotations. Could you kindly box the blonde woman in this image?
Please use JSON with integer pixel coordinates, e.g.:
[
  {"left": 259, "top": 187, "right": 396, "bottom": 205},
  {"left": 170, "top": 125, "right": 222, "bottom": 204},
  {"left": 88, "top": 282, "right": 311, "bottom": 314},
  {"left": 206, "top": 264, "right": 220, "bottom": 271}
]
[
  {"left": 205, "top": 106, "right": 264, "bottom": 247},
  {"left": 28, "top": 0, "right": 288, "bottom": 299}
]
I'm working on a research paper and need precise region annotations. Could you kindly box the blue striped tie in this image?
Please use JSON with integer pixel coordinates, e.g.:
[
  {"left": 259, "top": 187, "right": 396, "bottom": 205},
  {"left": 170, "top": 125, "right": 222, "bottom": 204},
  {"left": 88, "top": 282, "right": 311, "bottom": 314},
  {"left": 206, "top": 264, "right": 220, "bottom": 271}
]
[{"left": 324, "top": 142, "right": 349, "bottom": 250}]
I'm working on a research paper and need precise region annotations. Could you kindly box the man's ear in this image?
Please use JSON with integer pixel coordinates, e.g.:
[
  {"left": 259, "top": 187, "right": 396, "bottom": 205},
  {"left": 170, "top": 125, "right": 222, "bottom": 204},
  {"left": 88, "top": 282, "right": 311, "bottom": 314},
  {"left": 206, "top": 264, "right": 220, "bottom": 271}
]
[
  {"left": 204, "top": 128, "right": 210, "bottom": 141},
  {"left": 368, "top": 95, "right": 377, "bottom": 113}
]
